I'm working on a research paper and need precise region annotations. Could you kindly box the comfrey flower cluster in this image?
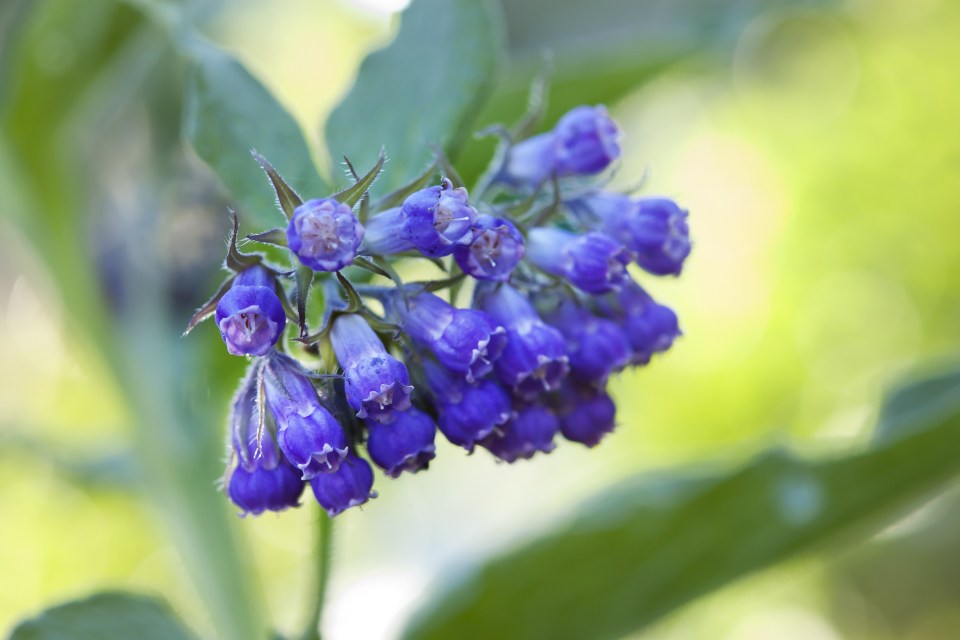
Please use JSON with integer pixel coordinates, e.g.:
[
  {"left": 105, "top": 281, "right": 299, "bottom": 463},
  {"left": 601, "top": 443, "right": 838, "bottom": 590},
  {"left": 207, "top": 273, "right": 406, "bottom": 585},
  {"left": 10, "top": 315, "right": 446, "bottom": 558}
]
[{"left": 186, "top": 104, "right": 690, "bottom": 517}]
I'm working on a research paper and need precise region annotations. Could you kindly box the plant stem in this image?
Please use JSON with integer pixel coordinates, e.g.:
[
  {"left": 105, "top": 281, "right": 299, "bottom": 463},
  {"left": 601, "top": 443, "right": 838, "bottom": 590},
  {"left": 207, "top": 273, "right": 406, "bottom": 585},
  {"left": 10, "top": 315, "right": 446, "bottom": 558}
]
[{"left": 300, "top": 508, "right": 334, "bottom": 640}]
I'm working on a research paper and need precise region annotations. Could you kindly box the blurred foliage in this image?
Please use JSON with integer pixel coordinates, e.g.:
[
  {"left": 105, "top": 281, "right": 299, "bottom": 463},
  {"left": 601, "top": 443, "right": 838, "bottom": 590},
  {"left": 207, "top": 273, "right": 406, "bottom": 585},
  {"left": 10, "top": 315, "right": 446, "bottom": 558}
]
[
  {"left": 9, "top": 592, "right": 196, "bottom": 640},
  {"left": 2, "top": 0, "right": 960, "bottom": 638},
  {"left": 404, "top": 364, "right": 960, "bottom": 639},
  {"left": 184, "top": 36, "right": 325, "bottom": 233},
  {"left": 325, "top": 0, "right": 503, "bottom": 194}
]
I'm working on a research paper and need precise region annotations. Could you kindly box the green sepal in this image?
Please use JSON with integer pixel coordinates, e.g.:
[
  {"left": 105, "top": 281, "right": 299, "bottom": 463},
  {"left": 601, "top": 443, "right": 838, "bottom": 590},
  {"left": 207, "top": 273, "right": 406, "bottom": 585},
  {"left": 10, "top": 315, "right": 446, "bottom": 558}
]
[
  {"left": 420, "top": 272, "right": 467, "bottom": 293},
  {"left": 276, "top": 278, "right": 299, "bottom": 325},
  {"left": 247, "top": 227, "right": 288, "bottom": 248},
  {"left": 506, "top": 177, "right": 552, "bottom": 219},
  {"left": 353, "top": 256, "right": 404, "bottom": 287},
  {"left": 224, "top": 210, "right": 262, "bottom": 271},
  {"left": 511, "top": 55, "right": 553, "bottom": 141},
  {"left": 521, "top": 174, "right": 563, "bottom": 229},
  {"left": 331, "top": 147, "right": 387, "bottom": 209},
  {"left": 252, "top": 150, "right": 304, "bottom": 220},
  {"left": 336, "top": 272, "right": 364, "bottom": 312},
  {"left": 293, "top": 264, "right": 314, "bottom": 338},
  {"left": 425, "top": 255, "right": 448, "bottom": 273},
  {"left": 447, "top": 264, "right": 467, "bottom": 305},
  {"left": 352, "top": 256, "right": 391, "bottom": 280},
  {"left": 182, "top": 276, "right": 233, "bottom": 336},
  {"left": 437, "top": 149, "right": 467, "bottom": 190},
  {"left": 295, "top": 277, "right": 354, "bottom": 346},
  {"left": 361, "top": 310, "right": 402, "bottom": 338}
]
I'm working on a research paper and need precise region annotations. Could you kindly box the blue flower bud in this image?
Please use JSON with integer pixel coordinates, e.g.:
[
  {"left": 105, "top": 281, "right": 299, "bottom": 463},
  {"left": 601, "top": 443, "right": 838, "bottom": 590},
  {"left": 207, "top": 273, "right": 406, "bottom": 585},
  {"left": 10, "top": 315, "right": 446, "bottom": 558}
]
[
  {"left": 501, "top": 106, "right": 622, "bottom": 186},
  {"left": 542, "top": 298, "right": 631, "bottom": 384},
  {"left": 329, "top": 314, "right": 413, "bottom": 423},
  {"left": 309, "top": 452, "right": 375, "bottom": 517},
  {"left": 226, "top": 368, "right": 304, "bottom": 516},
  {"left": 423, "top": 360, "right": 512, "bottom": 451},
  {"left": 453, "top": 215, "right": 525, "bottom": 282},
  {"left": 552, "top": 105, "right": 622, "bottom": 177},
  {"left": 586, "top": 193, "right": 691, "bottom": 276},
  {"left": 228, "top": 458, "right": 305, "bottom": 516},
  {"left": 287, "top": 198, "right": 364, "bottom": 271},
  {"left": 262, "top": 352, "right": 349, "bottom": 478},
  {"left": 483, "top": 403, "right": 559, "bottom": 462},
  {"left": 501, "top": 132, "right": 556, "bottom": 187},
  {"left": 366, "top": 407, "right": 437, "bottom": 477},
  {"left": 400, "top": 292, "right": 506, "bottom": 383},
  {"left": 215, "top": 266, "right": 286, "bottom": 356},
  {"left": 556, "top": 381, "right": 617, "bottom": 447},
  {"left": 602, "top": 281, "right": 681, "bottom": 365},
  {"left": 527, "top": 228, "right": 632, "bottom": 294},
  {"left": 400, "top": 181, "right": 478, "bottom": 257},
  {"left": 365, "top": 182, "right": 478, "bottom": 258},
  {"left": 361, "top": 207, "right": 409, "bottom": 255},
  {"left": 479, "top": 285, "right": 569, "bottom": 400}
]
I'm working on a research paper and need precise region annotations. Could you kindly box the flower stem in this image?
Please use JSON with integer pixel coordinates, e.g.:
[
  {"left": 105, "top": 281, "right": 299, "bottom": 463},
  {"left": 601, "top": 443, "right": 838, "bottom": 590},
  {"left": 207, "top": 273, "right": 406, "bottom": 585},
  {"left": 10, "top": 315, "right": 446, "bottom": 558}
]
[{"left": 300, "top": 508, "right": 334, "bottom": 640}]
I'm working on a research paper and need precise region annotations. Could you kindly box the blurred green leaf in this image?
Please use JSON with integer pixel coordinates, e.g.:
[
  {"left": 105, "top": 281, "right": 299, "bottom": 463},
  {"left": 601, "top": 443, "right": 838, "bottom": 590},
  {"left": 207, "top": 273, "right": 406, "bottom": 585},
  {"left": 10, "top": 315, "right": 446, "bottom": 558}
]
[
  {"left": 456, "top": 0, "right": 835, "bottom": 186},
  {"left": 183, "top": 38, "right": 323, "bottom": 231},
  {"left": 874, "top": 363, "right": 960, "bottom": 442},
  {"left": 0, "top": 429, "right": 138, "bottom": 490},
  {"left": 404, "top": 366, "right": 960, "bottom": 640},
  {"left": 324, "top": 0, "right": 504, "bottom": 193},
  {"left": 10, "top": 591, "right": 198, "bottom": 640},
  {"left": 1, "top": 5, "right": 264, "bottom": 639}
]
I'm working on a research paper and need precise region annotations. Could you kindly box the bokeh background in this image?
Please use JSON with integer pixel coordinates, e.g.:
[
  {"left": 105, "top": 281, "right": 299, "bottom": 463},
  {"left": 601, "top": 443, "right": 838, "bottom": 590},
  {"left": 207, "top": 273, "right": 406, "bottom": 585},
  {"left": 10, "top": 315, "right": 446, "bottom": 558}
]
[{"left": 2, "top": 0, "right": 959, "bottom": 638}]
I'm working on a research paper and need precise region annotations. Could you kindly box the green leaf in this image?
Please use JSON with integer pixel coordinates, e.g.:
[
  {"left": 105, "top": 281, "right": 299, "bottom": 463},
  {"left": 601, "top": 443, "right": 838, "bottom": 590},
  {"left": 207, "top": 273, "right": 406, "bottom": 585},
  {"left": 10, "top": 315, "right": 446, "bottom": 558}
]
[
  {"left": 456, "top": 0, "right": 836, "bottom": 186},
  {"left": 324, "top": 0, "right": 504, "bottom": 193},
  {"left": 874, "top": 362, "right": 960, "bottom": 442},
  {"left": 183, "top": 39, "right": 324, "bottom": 230},
  {"left": 403, "top": 366, "right": 960, "bottom": 640},
  {"left": 10, "top": 591, "right": 197, "bottom": 640}
]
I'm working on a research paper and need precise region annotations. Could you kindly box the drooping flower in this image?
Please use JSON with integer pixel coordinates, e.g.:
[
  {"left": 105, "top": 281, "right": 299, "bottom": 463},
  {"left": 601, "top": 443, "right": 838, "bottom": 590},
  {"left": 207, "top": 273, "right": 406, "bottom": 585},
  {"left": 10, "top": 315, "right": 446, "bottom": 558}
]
[
  {"left": 501, "top": 105, "right": 622, "bottom": 186},
  {"left": 555, "top": 381, "right": 617, "bottom": 447},
  {"left": 366, "top": 407, "right": 437, "bottom": 477},
  {"left": 215, "top": 266, "right": 286, "bottom": 356},
  {"left": 329, "top": 314, "right": 413, "bottom": 422},
  {"left": 287, "top": 198, "right": 364, "bottom": 271},
  {"left": 398, "top": 292, "right": 506, "bottom": 383},
  {"left": 526, "top": 228, "right": 632, "bottom": 294},
  {"left": 482, "top": 402, "right": 559, "bottom": 462},
  {"left": 309, "top": 452, "right": 375, "bottom": 517},
  {"left": 478, "top": 284, "right": 569, "bottom": 400},
  {"left": 363, "top": 181, "right": 477, "bottom": 257},
  {"left": 599, "top": 280, "right": 682, "bottom": 365},
  {"left": 261, "top": 351, "right": 349, "bottom": 478},
  {"left": 540, "top": 297, "right": 631, "bottom": 384},
  {"left": 226, "top": 364, "right": 304, "bottom": 515},
  {"left": 584, "top": 193, "right": 691, "bottom": 276},
  {"left": 453, "top": 214, "right": 525, "bottom": 282},
  {"left": 551, "top": 105, "right": 622, "bottom": 177},
  {"left": 400, "top": 181, "right": 477, "bottom": 257},
  {"left": 191, "top": 100, "right": 687, "bottom": 519},
  {"left": 422, "top": 359, "right": 513, "bottom": 451}
]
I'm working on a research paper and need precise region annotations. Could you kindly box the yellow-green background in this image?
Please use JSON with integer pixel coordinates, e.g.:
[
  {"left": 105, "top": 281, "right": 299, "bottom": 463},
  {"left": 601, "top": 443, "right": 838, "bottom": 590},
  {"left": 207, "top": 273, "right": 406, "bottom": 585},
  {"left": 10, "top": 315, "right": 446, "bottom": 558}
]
[{"left": 1, "top": 0, "right": 959, "bottom": 637}]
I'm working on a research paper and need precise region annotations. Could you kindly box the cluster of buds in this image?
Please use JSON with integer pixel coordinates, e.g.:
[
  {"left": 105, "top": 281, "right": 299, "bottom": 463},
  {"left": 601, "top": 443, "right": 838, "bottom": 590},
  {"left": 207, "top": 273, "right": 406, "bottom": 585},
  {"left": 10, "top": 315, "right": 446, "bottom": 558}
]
[{"left": 186, "top": 104, "right": 691, "bottom": 517}]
